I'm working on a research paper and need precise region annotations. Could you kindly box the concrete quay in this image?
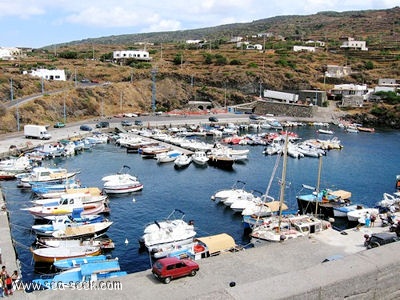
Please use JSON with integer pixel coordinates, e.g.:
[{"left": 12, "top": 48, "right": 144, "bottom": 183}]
[{"left": 10, "top": 225, "right": 400, "bottom": 300}]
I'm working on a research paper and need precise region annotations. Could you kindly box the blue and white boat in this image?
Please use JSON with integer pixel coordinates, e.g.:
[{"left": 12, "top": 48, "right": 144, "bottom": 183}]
[
  {"left": 33, "top": 259, "right": 127, "bottom": 289},
  {"left": 52, "top": 255, "right": 109, "bottom": 270},
  {"left": 32, "top": 214, "right": 106, "bottom": 237},
  {"left": 31, "top": 179, "right": 81, "bottom": 198}
]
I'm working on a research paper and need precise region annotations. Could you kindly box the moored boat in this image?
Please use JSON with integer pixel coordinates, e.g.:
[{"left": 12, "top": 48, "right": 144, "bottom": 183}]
[
  {"left": 31, "top": 245, "right": 102, "bottom": 263},
  {"left": 32, "top": 259, "right": 127, "bottom": 288},
  {"left": 139, "top": 209, "right": 196, "bottom": 254}
]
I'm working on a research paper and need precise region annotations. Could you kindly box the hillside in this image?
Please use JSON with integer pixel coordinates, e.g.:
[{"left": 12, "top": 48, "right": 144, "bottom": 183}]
[{"left": 0, "top": 7, "right": 399, "bottom": 133}]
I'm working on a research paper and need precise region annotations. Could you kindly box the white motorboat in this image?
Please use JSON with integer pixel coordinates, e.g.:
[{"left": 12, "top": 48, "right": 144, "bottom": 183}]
[
  {"left": 333, "top": 204, "right": 366, "bottom": 218},
  {"left": 18, "top": 166, "right": 79, "bottom": 188},
  {"left": 0, "top": 156, "right": 32, "bottom": 173},
  {"left": 211, "top": 180, "right": 248, "bottom": 203},
  {"left": 156, "top": 150, "right": 182, "bottom": 163},
  {"left": 102, "top": 165, "right": 143, "bottom": 194},
  {"left": 192, "top": 151, "right": 209, "bottom": 166},
  {"left": 139, "top": 209, "right": 196, "bottom": 254},
  {"left": 347, "top": 207, "right": 379, "bottom": 222},
  {"left": 174, "top": 154, "right": 192, "bottom": 168}
]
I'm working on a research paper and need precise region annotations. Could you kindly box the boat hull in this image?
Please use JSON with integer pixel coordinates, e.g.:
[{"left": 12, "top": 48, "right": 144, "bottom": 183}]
[{"left": 31, "top": 246, "right": 102, "bottom": 263}]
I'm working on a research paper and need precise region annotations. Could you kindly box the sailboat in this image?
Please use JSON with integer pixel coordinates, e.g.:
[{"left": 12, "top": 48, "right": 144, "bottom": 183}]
[
  {"left": 250, "top": 134, "right": 330, "bottom": 245},
  {"left": 296, "top": 156, "right": 352, "bottom": 218}
]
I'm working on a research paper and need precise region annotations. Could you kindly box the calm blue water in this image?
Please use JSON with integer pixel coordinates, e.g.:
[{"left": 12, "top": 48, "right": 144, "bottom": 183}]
[{"left": 1, "top": 126, "right": 399, "bottom": 282}]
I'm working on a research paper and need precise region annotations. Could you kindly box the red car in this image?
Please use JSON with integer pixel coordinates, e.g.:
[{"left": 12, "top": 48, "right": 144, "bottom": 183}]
[{"left": 152, "top": 257, "right": 199, "bottom": 284}]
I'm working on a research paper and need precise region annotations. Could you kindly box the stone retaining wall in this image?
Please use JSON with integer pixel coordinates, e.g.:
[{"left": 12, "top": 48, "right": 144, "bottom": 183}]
[{"left": 253, "top": 100, "right": 317, "bottom": 118}]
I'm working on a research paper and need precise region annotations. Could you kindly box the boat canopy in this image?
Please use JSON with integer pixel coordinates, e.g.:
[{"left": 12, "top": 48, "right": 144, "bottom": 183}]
[
  {"left": 265, "top": 201, "right": 288, "bottom": 212},
  {"left": 195, "top": 233, "right": 236, "bottom": 255},
  {"left": 328, "top": 190, "right": 351, "bottom": 200}
]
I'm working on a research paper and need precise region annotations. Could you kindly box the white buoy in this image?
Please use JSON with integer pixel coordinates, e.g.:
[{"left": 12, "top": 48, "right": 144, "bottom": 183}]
[
  {"left": 125, "top": 238, "right": 129, "bottom": 245},
  {"left": 132, "top": 198, "right": 136, "bottom": 202}
]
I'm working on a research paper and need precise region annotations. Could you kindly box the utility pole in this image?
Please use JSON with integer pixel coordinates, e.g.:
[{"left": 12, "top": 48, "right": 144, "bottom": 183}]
[
  {"left": 63, "top": 96, "right": 66, "bottom": 124},
  {"left": 41, "top": 77, "right": 44, "bottom": 94},
  {"left": 16, "top": 101, "right": 20, "bottom": 131},
  {"left": 120, "top": 91, "right": 123, "bottom": 113},
  {"left": 151, "top": 69, "right": 157, "bottom": 113},
  {"left": 10, "top": 78, "right": 13, "bottom": 101}
]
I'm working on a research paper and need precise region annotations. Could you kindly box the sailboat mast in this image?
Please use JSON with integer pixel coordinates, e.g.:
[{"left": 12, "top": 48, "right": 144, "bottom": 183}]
[
  {"left": 314, "top": 155, "right": 323, "bottom": 216},
  {"left": 277, "top": 133, "right": 289, "bottom": 232}
]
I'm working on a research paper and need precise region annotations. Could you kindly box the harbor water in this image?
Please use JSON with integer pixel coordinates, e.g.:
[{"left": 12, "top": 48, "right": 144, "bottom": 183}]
[{"left": 1, "top": 125, "right": 399, "bottom": 283}]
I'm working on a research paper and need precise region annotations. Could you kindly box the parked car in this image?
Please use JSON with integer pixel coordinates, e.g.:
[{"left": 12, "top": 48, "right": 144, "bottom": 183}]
[
  {"left": 96, "top": 121, "right": 110, "bottom": 128},
  {"left": 134, "top": 120, "right": 143, "bottom": 126},
  {"left": 364, "top": 232, "right": 400, "bottom": 249},
  {"left": 121, "top": 120, "right": 132, "bottom": 127},
  {"left": 152, "top": 257, "right": 199, "bottom": 284},
  {"left": 209, "top": 116, "right": 218, "bottom": 122},
  {"left": 249, "top": 114, "right": 261, "bottom": 120},
  {"left": 53, "top": 122, "right": 65, "bottom": 128},
  {"left": 79, "top": 124, "right": 93, "bottom": 131}
]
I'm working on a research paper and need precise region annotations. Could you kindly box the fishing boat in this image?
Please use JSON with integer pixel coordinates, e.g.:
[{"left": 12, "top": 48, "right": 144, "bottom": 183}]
[
  {"left": 35, "top": 237, "right": 115, "bottom": 251},
  {"left": 251, "top": 134, "right": 330, "bottom": 244},
  {"left": 17, "top": 166, "right": 79, "bottom": 188},
  {"left": 52, "top": 255, "right": 109, "bottom": 270},
  {"left": 51, "top": 220, "right": 113, "bottom": 239},
  {"left": 296, "top": 156, "right": 352, "bottom": 218},
  {"left": 31, "top": 214, "right": 106, "bottom": 237},
  {"left": 31, "top": 179, "right": 82, "bottom": 198},
  {"left": 22, "top": 195, "right": 108, "bottom": 219},
  {"left": 32, "top": 259, "right": 127, "bottom": 289},
  {"left": 30, "top": 244, "right": 102, "bottom": 263}
]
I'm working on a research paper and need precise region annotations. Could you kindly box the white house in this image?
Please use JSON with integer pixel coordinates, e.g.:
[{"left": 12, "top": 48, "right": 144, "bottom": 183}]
[
  {"left": 113, "top": 50, "right": 151, "bottom": 61},
  {"left": 375, "top": 78, "right": 399, "bottom": 93},
  {"left": 325, "top": 65, "right": 352, "bottom": 78},
  {"left": 0, "top": 47, "right": 22, "bottom": 60},
  {"left": 230, "top": 36, "right": 243, "bottom": 43},
  {"left": 186, "top": 40, "right": 205, "bottom": 44},
  {"left": 330, "top": 84, "right": 372, "bottom": 100},
  {"left": 246, "top": 44, "right": 263, "bottom": 50},
  {"left": 340, "top": 37, "right": 368, "bottom": 51},
  {"left": 293, "top": 46, "right": 316, "bottom": 52},
  {"left": 305, "top": 40, "right": 326, "bottom": 47},
  {"left": 23, "top": 69, "right": 66, "bottom": 81}
]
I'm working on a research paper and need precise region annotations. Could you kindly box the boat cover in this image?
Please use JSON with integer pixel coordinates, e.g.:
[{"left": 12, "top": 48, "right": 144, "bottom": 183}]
[
  {"left": 265, "top": 201, "right": 288, "bottom": 212},
  {"left": 329, "top": 190, "right": 352, "bottom": 200},
  {"left": 195, "top": 233, "right": 236, "bottom": 255}
]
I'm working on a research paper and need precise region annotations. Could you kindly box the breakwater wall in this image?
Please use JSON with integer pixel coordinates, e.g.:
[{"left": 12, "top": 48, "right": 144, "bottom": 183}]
[{"left": 254, "top": 100, "right": 317, "bottom": 118}]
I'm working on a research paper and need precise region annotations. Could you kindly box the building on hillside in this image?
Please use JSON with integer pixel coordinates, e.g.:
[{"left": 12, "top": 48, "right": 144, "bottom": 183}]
[
  {"left": 305, "top": 40, "right": 326, "bottom": 47},
  {"left": 23, "top": 69, "right": 66, "bottom": 81},
  {"left": 246, "top": 44, "right": 263, "bottom": 50},
  {"left": 340, "top": 37, "right": 368, "bottom": 51},
  {"left": 230, "top": 36, "right": 243, "bottom": 43},
  {"left": 186, "top": 40, "right": 205, "bottom": 44},
  {"left": 113, "top": 50, "right": 152, "bottom": 61},
  {"left": 293, "top": 46, "right": 316, "bottom": 52},
  {"left": 298, "top": 90, "right": 328, "bottom": 106},
  {"left": 263, "top": 90, "right": 299, "bottom": 103},
  {"left": 330, "top": 84, "right": 373, "bottom": 107},
  {"left": 325, "top": 65, "right": 352, "bottom": 78},
  {"left": 374, "top": 78, "right": 399, "bottom": 93},
  {"left": 0, "top": 47, "right": 22, "bottom": 60}
]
